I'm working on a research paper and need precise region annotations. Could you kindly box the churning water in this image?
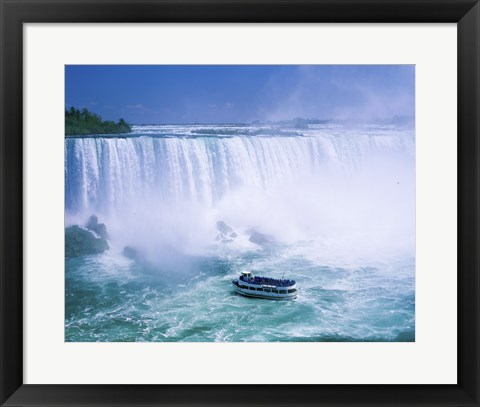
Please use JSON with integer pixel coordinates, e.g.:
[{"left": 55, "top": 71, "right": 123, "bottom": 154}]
[{"left": 65, "top": 123, "right": 415, "bottom": 342}]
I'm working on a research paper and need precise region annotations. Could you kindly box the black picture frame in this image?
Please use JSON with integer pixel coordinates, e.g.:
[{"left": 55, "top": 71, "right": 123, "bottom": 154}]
[{"left": 1, "top": 1, "right": 479, "bottom": 406}]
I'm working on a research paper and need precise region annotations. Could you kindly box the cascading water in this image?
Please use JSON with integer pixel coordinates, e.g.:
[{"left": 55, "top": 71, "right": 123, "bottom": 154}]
[{"left": 65, "top": 124, "right": 415, "bottom": 342}]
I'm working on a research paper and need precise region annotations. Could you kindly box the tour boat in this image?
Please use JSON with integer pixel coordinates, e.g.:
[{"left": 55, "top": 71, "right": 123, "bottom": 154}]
[{"left": 232, "top": 271, "right": 298, "bottom": 300}]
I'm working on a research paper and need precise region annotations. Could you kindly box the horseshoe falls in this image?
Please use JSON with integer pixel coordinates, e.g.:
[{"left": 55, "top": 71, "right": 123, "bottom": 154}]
[{"left": 65, "top": 123, "right": 415, "bottom": 342}]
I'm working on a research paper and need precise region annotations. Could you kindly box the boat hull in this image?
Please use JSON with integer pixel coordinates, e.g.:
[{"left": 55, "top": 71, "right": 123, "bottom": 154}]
[{"left": 232, "top": 280, "right": 297, "bottom": 300}]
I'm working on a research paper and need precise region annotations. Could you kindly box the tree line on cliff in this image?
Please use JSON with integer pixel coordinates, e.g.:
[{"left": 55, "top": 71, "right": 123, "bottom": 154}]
[{"left": 65, "top": 107, "right": 132, "bottom": 135}]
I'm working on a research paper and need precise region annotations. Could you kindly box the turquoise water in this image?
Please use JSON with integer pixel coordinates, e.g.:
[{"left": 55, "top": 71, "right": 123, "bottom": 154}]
[
  {"left": 65, "top": 123, "right": 415, "bottom": 342},
  {"left": 65, "top": 245, "right": 414, "bottom": 342}
]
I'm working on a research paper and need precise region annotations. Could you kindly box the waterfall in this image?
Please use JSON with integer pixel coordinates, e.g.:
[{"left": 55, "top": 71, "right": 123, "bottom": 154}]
[
  {"left": 65, "top": 125, "right": 415, "bottom": 256},
  {"left": 66, "top": 130, "right": 413, "bottom": 211}
]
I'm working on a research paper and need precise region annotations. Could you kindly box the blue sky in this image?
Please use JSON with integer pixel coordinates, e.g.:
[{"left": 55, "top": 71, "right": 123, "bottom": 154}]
[{"left": 65, "top": 65, "right": 415, "bottom": 124}]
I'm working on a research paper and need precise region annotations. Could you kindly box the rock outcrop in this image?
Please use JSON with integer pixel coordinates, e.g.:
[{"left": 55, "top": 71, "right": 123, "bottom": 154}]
[
  {"left": 65, "top": 225, "right": 109, "bottom": 257},
  {"left": 85, "top": 215, "right": 109, "bottom": 239},
  {"left": 215, "top": 221, "right": 238, "bottom": 243},
  {"left": 248, "top": 230, "right": 274, "bottom": 245},
  {"left": 122, "top": 246, "right": 139, "bottom": 260}
]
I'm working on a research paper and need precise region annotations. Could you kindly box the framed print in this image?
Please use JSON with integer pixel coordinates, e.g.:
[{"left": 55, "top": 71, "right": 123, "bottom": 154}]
[{"left": 1, "top": 0, "right": 479, "bottom": 406}]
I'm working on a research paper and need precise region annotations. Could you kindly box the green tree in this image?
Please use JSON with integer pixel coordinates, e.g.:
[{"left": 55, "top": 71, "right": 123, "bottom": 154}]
[{"left": 65, "top": 107, "right": 132, "bottom": 136}]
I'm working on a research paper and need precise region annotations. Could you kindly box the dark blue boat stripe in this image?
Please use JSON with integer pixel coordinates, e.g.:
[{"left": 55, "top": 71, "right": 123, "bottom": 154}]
[{"left": 234, "top": 289, "right": 296, "bottom": 300}]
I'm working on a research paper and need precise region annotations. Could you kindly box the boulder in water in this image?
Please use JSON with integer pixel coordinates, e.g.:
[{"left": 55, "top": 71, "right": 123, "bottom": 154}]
[
  {"left": 123, "top": 246, "right": 139, "bottom": 260},
  {"left": 65, "top": 225, "right": 109, "bottom": 257},
  {"left": 249, "top": 230, "right": 274, "bottom": 245},
  {"left": 86, "top": 215, "right": 109, "bottom": 239},
  {"left": 216, "top": 221, "right": 234, "bottom": 235},
  {"left": 216, "top": 221, "right": 237, "bottom": 243}
]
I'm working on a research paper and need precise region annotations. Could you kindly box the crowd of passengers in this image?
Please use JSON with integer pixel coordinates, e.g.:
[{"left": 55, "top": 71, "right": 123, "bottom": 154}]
[{"left": 239, "top": 275, "right": 295, "bottom": 287}]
